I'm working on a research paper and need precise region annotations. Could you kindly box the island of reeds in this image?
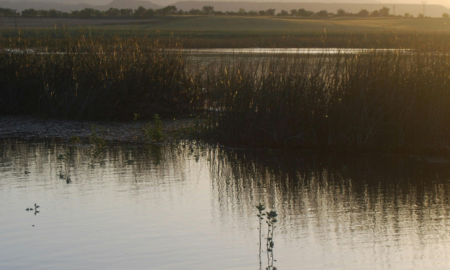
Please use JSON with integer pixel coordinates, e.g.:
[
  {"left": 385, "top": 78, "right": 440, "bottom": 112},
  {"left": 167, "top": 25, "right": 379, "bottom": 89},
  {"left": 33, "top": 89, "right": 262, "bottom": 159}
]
[{"left": 1, "top": 31, "right": 450, "bottom": 155}]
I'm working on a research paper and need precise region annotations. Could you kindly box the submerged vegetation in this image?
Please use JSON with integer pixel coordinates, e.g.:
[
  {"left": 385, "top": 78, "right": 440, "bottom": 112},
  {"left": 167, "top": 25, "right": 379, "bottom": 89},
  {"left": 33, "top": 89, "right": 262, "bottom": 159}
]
[{"left": 1, "top": 34, "right": 450, "bottom": 155}]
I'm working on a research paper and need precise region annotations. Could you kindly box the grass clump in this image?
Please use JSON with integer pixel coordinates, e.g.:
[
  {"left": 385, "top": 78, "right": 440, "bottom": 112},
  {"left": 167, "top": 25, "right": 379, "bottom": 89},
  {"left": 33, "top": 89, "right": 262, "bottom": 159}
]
[
  {"left": 70, "top": 136, "right": 80, "bottom": 144},
  {"left": 88, "top": 124, "right": 107, "bottom": 164},
  {"left": 88, "top": 124, "right": 107, "bottom": 149},
  {"left": 144, "top": 114, "right": 165, "bottom": 143}
]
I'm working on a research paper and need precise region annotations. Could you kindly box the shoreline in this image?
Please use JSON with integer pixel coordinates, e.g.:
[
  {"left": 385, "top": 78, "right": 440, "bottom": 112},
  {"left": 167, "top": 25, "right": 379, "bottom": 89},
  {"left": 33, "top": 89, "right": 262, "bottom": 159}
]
[
  {"left": 0, "top": 115, "right": 195, "bottom": 143},
  {"left": 2, "top": 115, "right": 450, "bottom": 165}
]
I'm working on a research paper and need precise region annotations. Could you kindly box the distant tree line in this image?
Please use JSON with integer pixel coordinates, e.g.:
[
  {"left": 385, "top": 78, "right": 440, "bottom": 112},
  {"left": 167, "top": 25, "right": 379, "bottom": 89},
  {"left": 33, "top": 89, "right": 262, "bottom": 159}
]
[
  {"left": 0, "top": 8, "right": 18, "bottom": 16},
  {"left": 0, "top": 5, "right": 447, "bottom": 19},
  {"left": 130, "top": 6, "right": 412, "bottom": 18}
]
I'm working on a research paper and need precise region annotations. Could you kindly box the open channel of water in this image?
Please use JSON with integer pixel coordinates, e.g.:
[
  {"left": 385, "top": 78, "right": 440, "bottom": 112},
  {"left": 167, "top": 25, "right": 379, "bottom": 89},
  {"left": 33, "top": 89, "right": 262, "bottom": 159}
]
[{"left": 184, "top": 48, "right": 409, "bottom": 55}]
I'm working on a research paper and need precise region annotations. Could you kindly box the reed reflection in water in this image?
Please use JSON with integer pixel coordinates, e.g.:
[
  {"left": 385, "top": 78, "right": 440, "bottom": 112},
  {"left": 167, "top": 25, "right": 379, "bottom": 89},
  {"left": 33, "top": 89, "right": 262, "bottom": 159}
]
[
  {"left": 1, "top": 140, "right": 450, "bottom": 269},
  {"left": 209, "top": 148, "right": 450, "bottom": 269}
]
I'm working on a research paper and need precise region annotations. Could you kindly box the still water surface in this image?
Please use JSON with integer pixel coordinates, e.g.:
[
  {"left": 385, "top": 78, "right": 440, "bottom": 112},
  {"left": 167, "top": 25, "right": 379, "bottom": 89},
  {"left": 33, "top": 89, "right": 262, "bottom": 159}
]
[
  {"left": 1, "top": 140, "right": 450, "bottom": 269},
  {"left": 184, "top": 48, "right": 408, "bottom": 55}
]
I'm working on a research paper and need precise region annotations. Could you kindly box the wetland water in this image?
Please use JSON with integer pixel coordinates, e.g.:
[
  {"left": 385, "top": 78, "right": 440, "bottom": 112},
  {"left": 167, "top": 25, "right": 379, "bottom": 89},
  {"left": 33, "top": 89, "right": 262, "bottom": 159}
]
[
  {"left": 184, "top": 48, "right": 408, "bottom": 55},
  {"left": 3, "top": 48, "right": 406, "bottom": 55},
  {"left": 1, "top": 139, "right": 450, "bottom": 269}
]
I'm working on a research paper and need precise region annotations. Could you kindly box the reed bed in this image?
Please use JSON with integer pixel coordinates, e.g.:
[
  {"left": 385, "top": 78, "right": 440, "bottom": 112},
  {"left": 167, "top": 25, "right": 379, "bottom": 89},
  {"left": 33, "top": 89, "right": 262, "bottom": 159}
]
[
  {"left": 0, "top": 35, "right": 203, "bottom": 119},
  {"left": 204, "top": 51, "right": 450, "bottom": 155},
  {"left": 2, "top": 35, "right": 450, "bottom": 155}
]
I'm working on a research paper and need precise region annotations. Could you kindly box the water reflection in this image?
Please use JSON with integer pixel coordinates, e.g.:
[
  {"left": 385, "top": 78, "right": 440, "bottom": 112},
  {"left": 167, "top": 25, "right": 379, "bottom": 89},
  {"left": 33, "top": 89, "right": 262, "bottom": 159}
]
[
  {"left": 209, "top": 147, "right": 450, "bottom": 269},
  {"left": 1, "top": 139, "right": 450, "bottom": 269}
]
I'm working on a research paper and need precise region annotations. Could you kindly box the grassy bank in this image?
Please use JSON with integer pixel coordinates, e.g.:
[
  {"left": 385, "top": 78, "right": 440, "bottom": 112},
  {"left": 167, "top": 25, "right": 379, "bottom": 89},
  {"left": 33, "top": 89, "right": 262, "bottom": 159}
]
[{"left": 1, "top": 35, "right": 450, "bottom": 155}]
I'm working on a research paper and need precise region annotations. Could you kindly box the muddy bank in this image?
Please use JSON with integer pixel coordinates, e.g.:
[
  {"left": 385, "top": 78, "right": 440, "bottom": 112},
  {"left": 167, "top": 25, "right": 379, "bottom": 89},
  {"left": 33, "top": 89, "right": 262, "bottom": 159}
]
[{"left": 0, "top": 115, "right": 195, "bottom": 143}]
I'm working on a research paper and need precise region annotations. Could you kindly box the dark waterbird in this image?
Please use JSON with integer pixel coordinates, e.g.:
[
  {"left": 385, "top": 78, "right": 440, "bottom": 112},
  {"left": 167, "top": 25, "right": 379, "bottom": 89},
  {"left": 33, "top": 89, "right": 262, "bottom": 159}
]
[{"left": 34, "top": 203, "right": 40, "bottom": 209}]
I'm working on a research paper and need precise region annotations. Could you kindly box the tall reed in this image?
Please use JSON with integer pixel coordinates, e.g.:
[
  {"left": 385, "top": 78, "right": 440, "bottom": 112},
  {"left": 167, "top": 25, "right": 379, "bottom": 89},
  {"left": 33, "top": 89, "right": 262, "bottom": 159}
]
[
  {"left": 0, "top": 35, "right": 203, "bottom": 119},
  {"left": 2, "top": 34, "right": 450, "bottom": 154},
  {"left": 204, "top": 51, "right": 450, "bottom": 155}
]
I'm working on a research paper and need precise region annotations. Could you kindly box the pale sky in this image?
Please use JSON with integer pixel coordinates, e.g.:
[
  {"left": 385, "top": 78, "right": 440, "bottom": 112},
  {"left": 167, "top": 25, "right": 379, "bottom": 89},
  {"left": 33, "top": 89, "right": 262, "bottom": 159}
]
[
  {"left": 380, "top": 0, "right": 449, "bottom": 7},
  {"left": 154, "top": 0, "right": 449, "bottom": 7},
  {"left": 7, "top": 0, "right": 450, "bottom": 8}
]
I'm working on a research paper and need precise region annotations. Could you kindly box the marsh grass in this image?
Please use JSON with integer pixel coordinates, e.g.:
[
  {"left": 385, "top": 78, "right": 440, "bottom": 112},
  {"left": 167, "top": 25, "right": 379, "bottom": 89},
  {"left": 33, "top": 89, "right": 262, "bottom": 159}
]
[
  {"left": 2, "top": 34, "right": 450, "bottom": 154},
  {"left": 0, "top": 35, "right": 203, "bottom": 119},
  {"left": 205, "top": 51, "right": 450, "bottom": 155}
]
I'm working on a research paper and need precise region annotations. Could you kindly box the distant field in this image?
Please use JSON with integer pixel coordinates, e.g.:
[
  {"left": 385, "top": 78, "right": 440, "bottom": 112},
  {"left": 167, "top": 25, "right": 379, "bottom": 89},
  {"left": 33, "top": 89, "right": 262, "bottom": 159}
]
[
  {"left": 0, "top": 17, "right": 160, "bottom": 28},
  {"left": 109, "top": 16, "right": 449, "bottom": 33},
  {"left": 1, "top": 15, "right": 449, "bottom": 49},
  {"left": 1, "top": 15, "right": 450, "bottom": 34}
]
